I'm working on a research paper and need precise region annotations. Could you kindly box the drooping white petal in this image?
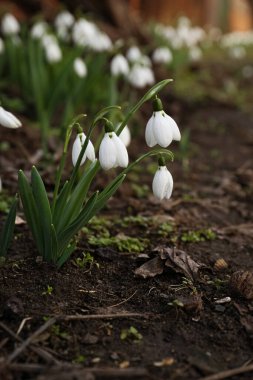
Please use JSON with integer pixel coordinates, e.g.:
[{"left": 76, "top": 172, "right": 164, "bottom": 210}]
[
  {"left": 85, "top": 139, "right": 96, "bottom": 162},
  {"left": 152, "top": 166, "right": 173, "bottom": 200},
  {"left": 145, "top": 115, "right": 157, "bottom": 147},
  {"left": 164, "top": 170, "right": 173, "bottom": 199},
  {"left": 72, "top": 133, "right": 86, "bottom": 166},
  {"left": 72, "top": 133, "right": 95, "bottom": 166},
  {"left": 164, "top": 113, "right": 181, "bottom": 141},
  {"left": 153, "top": 111, "right": 173, "bottom": 148},
  {"left": 112, "top": 133, "right": 129, "bottom": 168},
  {"left": 118, "top": 125, "right": 131, "bottom": 147},
  {"left": 99, "top": 133, "right": 117, "bottom": 170},
  {"left": 0, "top": 106, "right": 21, "bottom": 128}
]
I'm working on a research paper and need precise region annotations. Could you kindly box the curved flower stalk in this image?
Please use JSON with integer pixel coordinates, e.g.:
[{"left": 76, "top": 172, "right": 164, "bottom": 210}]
[
  {"left": 145, "top": 97, "right": 181, "bottom": 148},
  {"left": 17, "top": 79, "right": 177, "bottom": 268}
]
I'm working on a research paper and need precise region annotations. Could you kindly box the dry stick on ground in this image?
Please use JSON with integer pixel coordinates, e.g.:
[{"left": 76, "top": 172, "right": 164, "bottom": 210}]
[
  {"left": 0, "top": 321, "right": 59, "bottom": 365},
  {"left": 199, "top": 363, "right": 253, "bottom": 380},
  {"left": 6, "top": 317, "right": 56, "bottom": 363},
  {"left": 56, "top": 312, "right": 150, "bottom": 321}
]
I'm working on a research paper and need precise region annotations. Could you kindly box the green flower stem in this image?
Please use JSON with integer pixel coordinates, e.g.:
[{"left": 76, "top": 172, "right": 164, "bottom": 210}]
[
  {"left": 117, "top": 79, "right": 173, "bottom": 136},
  {"left": 51, "top": 114, "right": 86, "bottom": 213}
]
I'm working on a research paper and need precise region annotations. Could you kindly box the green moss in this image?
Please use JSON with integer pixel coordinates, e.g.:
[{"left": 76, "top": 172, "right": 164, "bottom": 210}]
[
  {"left": 120, "top": 215, "right": 150, "bottom": 228},
  {"left": 181, "top": 229, "right": 216, "bottom": 243},
  {"left": 120, "top": 326, "right": 143, "bottom": 342},
  {"left": 0, "top": 192, "right": 13, "bottom": 213},
  {"left": 131, "top": 183, "right": 149, "bottom": 198},
  {"left": 88, "top": 234, "right": 149, "bottom": 253}
]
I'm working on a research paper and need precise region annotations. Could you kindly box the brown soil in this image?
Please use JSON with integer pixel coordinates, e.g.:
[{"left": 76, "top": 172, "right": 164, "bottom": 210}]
[{"left": 0, "top": 99, "right": 253, "bottom": 380}]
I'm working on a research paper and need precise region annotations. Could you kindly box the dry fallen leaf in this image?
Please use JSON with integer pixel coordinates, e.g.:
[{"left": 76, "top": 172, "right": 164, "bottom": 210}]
[
  {"left": 153, "top": 357, "right": 175, "bottom": 367},
  {"left": 135, "top": 247, "right": 204, "bottom": 281}
]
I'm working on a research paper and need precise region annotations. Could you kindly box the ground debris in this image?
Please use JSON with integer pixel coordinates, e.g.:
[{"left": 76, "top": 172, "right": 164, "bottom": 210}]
[
  {"left": 229, "top": 270, "right": 253, "bottom": 300},
  {"left": 134, "top": 247, "right": 204, "bottom": 281}
]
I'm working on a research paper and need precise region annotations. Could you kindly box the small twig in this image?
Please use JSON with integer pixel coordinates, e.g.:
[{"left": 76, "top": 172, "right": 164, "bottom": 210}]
[
  {"left": 106, "top": 290, "right": 138, "bottom": 308},
  {"left": 56, "top": 312, "right": 150, "bottom": 321},
  {"left": 199, "top": 363, "right": 253, "bottom": 380},
  {"left": 16, "top": 317, "right": 32, "bottom": 335},
  {"left": 7, "top": 317, "right": 56, "bottom": 363}
]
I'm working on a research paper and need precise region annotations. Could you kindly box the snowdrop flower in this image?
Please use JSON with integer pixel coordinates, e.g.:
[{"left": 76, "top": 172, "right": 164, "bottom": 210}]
[
  {"left": 99, "top": 121, "right": 128, "bottom": 170},
  {"left": 1, "top": 13, "right": 20, "bottom": 35},
  {"left": 72, "top": 133, "right": 95, "bottom": 166},
  {"left": 152, "top": 159, "right": 173, "bottom": 200},
  {"left": 0, "top": 106, "right": 22, "bottom": 129},
  {"left": 126, "top": 46, "right": 142, "bottom": 62},
  {"left": 110, "top": 54, "right": 129, "bottom": 77},
  {"left": 45, "top": 43, "right": 62, "bottom": 63},
  {"left": 93, "top": 32, "right": 112, "bottom": 52},
  {"left": 0, "top": 38, "right": 4, "bottom": 54},
  {"left": 152, "top": 47, "right": 172, "bottom": 64},
  {"left": 188, "top": 46, "right": 203, "bottom": 62},
  {"left": 41, "top": 34, "right": 58, "bottom": 48},
  {"left": 31, "top": 21, "right": 48, "bottom": 39},
  {"left": 117, "top": 124, "right": 131, "bottom": 147},
  {"left": 55, "top": 11, "right": 74, "bottom": 30},
  {"left": 73, "top": 58, "right": 87, "bottom": 78},
  {"left": 145, "top": 98, "right": 180, "bottom": 148},
  {"left": 128, "top": 64, "right": 155, "bottom": 88}
]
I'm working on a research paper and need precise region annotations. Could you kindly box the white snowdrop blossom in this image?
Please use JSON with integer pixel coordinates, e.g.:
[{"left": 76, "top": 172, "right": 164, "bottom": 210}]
[
  {"left": 31, "top": 21, "right": 48, "bottom": 39},
  {"left": 1, "top": 13, "right": 20, "bottom": 35},
  {"left": 110, "top": 54, "right": 129, "bottom": 77},
  {"left": 45, "top": 43, "right": 62, "bottom": 63},
  {"left": 152, "top": 165, "right": 173, "bottom": 200},
  {"left": 145, "top": 98, "right": 181, "bottom": 148},
  {"left": 41, "top": 34, "right": 58, "bottom": 48},
  {"left": 188, "top": 46, "right": 203, "bottom": 62},
  {"left": 72, "top": 18, "right": 112, "bottom": 51},
  {"left": 72, "top": 133, "right": 95, "bottom": 166},
  {"left": 126, "top": 46, "right": 142, "bottom": 62},
  {"left": 117, "top": 124, "right": 131, "bottom": 147},
  {"left": 0, "top": 38, "right": 4, "bottom": 54},
  {"left": 128, "top": 64, "right": 155, "bottom": 88},
  {"left": 73, "top": 58, "right": 87, "bottom": 78},
  {"left": 0, "top": 106, "right": 22, "bottom": 129},
  {"left": 99, "top": 126, "right": 129, "bottom": 170},
  {"left": 152, "top": 47, "right": 173, "bottom": 64},
  {"left": 55, "top": 11, "right": 74, "bottom": 30}
]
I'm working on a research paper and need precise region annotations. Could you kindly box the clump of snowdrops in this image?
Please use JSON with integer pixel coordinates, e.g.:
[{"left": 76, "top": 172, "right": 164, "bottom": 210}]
[{"left": 0, "top": 79, "right": 181, "bottom": 267}]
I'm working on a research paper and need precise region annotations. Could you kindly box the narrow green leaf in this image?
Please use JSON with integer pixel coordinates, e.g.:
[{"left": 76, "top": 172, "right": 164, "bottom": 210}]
[
  {"left": 51, "top": 224, "right": 58, "bottom": 264},
  {"left": 18, "top": 170, "right": 43, "bottom": 255},
  {"left": 56, "top": 160, "right": 98, "bottom": 233},
  {"left": 56, "top": 243, "right": 76, "bottom": 269},
  {"left": 58, "top": 192, "right": 99, "bottom": 253},
  {"left": 31, "top": 166, "right": 52, "bottom": 260},
  {"left": 0, "top": 197, "right": 18, "bottom": 257},
  {"left": 52, "top": 180, "right": 69, "bottom": 224}
]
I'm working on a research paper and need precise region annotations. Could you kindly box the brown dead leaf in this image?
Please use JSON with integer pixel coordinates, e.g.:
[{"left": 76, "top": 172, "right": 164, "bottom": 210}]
[
  {"left": 161, "top": 247, "right": 203, "bottom": 281},
  {"left": 134, "top": 247, "right": 204, "bottom": 281},
  {"left": 134, "top": 256, "right": 164, "bottom": 279}
]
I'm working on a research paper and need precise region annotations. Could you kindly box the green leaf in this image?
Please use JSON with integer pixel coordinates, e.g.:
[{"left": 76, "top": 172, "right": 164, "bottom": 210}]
[
  {"left": 56, "top": 243, "right": 76, "bottom": 269},
  {"left": 56, "top": 160, "right": 98, "bottom": 233},
  {"left": 58, "top": 191, "right": 99, "bottom": 253},
  {"left": 52, "top": 180, "right": 69, "bottom": 225},
  {"left": 31, "top": 166, "right": 52, "bottom": 260},
  {"left": 18, "top": 170, "right": 43, "bottom": 255},
  {"left": 0, "top": 197, "right": 18, "bottom": 257},
  {"left": 50, "top": 224, "right": 58, "bottom": 263}
]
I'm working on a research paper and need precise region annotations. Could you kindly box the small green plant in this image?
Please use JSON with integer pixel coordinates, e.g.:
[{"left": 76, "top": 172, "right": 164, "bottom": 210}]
[
  {"left": 88, "top": 234, "right": 149, "bottom": 253},
  {"left": 120, "top": 326, "right": 143, "bottom": 342},
  {"left": 181, "top": 228, "right": 216, "bottom": 243},
  {"left": 131, "top": 183, "right": 149, "bottom": 198},
  {"left": 0, "top": 197, "right": 18, "bottom": 257},
  {"left": 51, "top": 324, "right": 69, "bottom": 339},
  {"left": 72, "top": 252, "right": 99, "bottom": 269},
  {"left": 73, "top": 354, "right": 86, "bottom": 364},
  {"left": 158, "top": 222, "right": 174, "bottom": 237},
  {"left": 42, "top": 285, "right": 53, "bottom": 295},
  {"left": 17, "top": 80, "right": 175, "bottom": 267}
]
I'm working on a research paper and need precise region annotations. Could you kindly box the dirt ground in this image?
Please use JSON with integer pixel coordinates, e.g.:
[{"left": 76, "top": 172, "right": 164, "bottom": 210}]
[{"left": 0, "top": 94, "right": 253, "bottom": 380}]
